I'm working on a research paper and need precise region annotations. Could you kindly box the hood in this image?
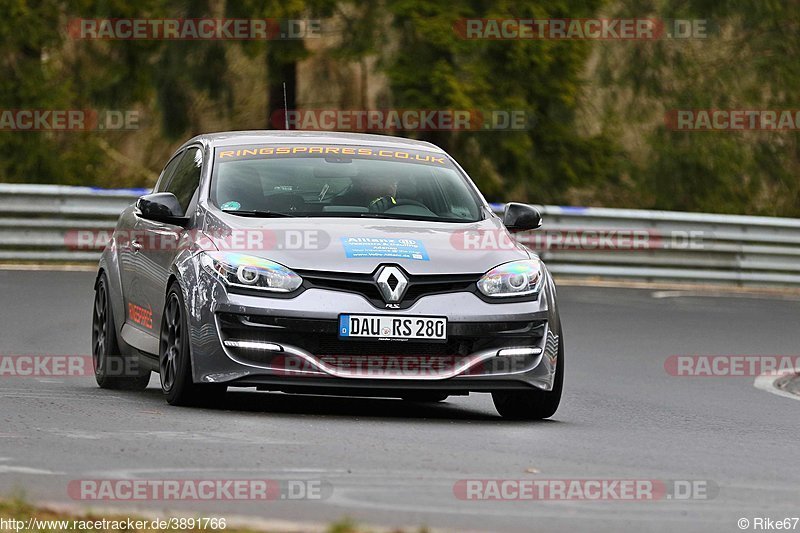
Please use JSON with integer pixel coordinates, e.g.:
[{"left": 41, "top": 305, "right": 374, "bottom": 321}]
[{"left": 202, "top": 212, "right": 531, "bottom": 275}]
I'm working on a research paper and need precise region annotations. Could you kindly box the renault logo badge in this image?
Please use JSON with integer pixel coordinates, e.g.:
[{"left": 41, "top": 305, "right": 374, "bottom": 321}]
[{"left": 375, "top": 265, "right": 408, "bottom": 303}]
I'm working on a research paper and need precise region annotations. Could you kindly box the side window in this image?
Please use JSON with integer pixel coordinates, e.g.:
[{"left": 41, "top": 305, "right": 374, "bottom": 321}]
[
  {"left": 166, "top": 147, "right": 203, "bottom": 214},
  {"left": 154, "top": 152, "right": 184, "bottom": 193}
]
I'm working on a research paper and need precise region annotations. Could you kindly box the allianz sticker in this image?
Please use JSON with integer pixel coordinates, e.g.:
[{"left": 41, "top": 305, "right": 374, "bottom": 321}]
[{"left": 341, "top": 237, "right": 429, "bottom": 261}]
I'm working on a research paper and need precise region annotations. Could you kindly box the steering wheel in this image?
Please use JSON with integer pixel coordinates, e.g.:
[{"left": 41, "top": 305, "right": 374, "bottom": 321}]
[{"left": 384, "top": 201, "right": 438, "bottom": 217}]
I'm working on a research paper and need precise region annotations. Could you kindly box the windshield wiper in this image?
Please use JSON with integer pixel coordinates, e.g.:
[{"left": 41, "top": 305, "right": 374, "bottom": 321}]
[
  {"left": 221, "top": 209, "right": 296, "bottom": 218},
  {"left": 358, "top": 213, "right": 470, "bottom": 223},
  {"left": 359, "top": 213, "right": 409, "bottom": 219}
]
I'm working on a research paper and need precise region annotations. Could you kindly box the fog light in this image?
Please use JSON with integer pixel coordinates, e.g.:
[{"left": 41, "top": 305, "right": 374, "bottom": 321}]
[
  {"left": 224, "top": 340, "right": 283, "bottom": 351},
  {"left": 496, "top": 347, "right": 541, "bottom": 357}
]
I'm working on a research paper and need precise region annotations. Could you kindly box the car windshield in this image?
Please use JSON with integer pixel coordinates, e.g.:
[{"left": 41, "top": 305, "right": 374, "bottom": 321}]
[{"left": 209, "top": 144, "right": 483, "bottom": 222}]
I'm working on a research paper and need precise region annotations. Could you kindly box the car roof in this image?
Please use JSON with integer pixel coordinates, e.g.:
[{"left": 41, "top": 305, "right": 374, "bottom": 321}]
[{"left": 180, "top": 130, "right": 444, "bottom": 153}]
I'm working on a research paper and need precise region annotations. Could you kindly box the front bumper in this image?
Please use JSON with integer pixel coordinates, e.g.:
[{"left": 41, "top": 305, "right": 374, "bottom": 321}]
[{"left": 184, "top": 271, "right": 561, "bottom": 394}]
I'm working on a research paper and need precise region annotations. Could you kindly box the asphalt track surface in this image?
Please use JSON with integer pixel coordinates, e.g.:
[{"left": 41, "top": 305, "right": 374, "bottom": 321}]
[{"left": 1, "top": 270, "right": 798, "bottom": 532}]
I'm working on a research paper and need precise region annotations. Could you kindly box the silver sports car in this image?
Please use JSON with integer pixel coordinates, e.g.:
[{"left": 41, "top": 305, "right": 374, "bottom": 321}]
[{"left": 92, "top": 131, "right": 564, "bottom": 419}]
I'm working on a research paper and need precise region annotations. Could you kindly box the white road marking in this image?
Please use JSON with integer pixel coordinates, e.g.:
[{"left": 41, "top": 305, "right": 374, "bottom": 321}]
[
  {"left": 0, "top": 390, "right": 124, "bottom": 400},
  {"left": 652, "top": 290, "right": 800, "bottom": 301},
  {"left": 88, "top": 467, "right": 350, "bottom": 478},
  {"left": 0, "top": 465, "right": 62, "bottom": 475},
  {"left": 41, "top": 429, "right": 295, "bottom": 445},
  {"left": 754, "top": 368, "right": 800, "bottom": 402},
  {"left": 0, "top": 263, "right": 95, "bottom": 272}
]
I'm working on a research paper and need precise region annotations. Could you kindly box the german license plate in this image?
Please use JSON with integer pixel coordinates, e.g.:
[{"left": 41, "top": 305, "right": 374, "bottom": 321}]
[{"left": 338, "top": 314, "right": 447, "bottom": 341}]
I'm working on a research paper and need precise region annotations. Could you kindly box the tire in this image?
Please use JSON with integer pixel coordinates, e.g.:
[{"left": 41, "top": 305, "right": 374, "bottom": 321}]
[
  {"left": 401, "top": 392, "right": 449, "bottom": 403},
  {"left": 159, "top": 282, "right": 226, "bottom": 406},
  {"left": 92, "top": 272, "right": 150, "bottom": 390},
  {"left": 492, "top": 335, "right": 564, "bottom": 420}
]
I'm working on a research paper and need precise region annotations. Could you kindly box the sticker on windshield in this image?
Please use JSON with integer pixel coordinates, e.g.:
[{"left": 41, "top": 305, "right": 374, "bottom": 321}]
[
  {"left": 220, "top": 201, "right": 241, "bottom": 211},
  {"left": 216, "top": 145, "right": 447, "bottom": 166},
  {"left": 341, "top": 237, "right": 429, "bottom": 261}
]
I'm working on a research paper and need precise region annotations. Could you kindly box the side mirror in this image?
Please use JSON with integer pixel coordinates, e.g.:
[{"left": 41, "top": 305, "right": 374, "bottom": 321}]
[
  {"left": 502, "top": 202, "right": 542, "bottom": 231},
  {"left": 136, "top": 193, "right": 189, "bottom": 226}
]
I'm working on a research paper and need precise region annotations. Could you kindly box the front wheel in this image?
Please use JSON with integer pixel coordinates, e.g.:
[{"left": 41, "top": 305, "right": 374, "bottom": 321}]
[
  {"left": 492, "top": 335, "right": 564, "bottom": 420},
  {"left": 159, "top": 283, "right": 226, "bottom": 406}
]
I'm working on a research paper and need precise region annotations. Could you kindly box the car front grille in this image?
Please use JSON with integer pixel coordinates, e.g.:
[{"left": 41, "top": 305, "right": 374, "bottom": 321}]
[{"left": 296, "top": 270, "right": 482, "bottom": 309}]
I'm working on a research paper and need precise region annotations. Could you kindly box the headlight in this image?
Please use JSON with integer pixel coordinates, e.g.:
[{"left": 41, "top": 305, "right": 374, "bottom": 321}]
[
  {"left": 200, "top": 252, "right": 303, "bottom": 293},
  {"left": 477, "top": 259, "right": 543, "bottom": 298}
]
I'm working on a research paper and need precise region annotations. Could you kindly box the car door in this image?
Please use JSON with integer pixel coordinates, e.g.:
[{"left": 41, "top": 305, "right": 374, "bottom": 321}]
[
  {"left": 119, "top": 150, "right": 183, "bottom": 336},
  {"left": 133, "top": 146, "right": 204, "bottom": 344}
]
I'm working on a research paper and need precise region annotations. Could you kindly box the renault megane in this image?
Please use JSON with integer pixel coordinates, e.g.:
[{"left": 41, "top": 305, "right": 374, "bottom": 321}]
[{"left": 91, "top": 131, "right": 564, "bottom": 419}]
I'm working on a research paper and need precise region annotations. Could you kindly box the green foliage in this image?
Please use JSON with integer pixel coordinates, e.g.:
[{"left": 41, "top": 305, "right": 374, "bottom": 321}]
[
  {"left": 1, "top": 0, "right": 798, "bottom": 215},
  {"left": 382, "top": 0, "right": 625, "bottom": 203},
  {"left": 0, "top": 0, "right": 100, "bottom": 185},
  {"left": 595, "top": 0, "right": 800, "bottom": 215}
]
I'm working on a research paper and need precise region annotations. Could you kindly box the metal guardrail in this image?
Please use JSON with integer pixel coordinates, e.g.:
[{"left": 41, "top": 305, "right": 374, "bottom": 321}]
[
  {"left": 0, "top": 184, "right": 148, "bottom": 262},
  {"left": 2, "top": 183, "right": 800, "bottom": 287}
]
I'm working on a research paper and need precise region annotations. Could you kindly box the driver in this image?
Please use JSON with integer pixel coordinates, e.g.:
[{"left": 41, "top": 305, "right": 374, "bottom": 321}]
[{"left": 332, "top": 173, "right": 399, "bottom": 212}]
